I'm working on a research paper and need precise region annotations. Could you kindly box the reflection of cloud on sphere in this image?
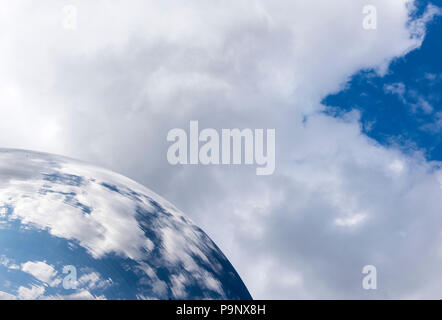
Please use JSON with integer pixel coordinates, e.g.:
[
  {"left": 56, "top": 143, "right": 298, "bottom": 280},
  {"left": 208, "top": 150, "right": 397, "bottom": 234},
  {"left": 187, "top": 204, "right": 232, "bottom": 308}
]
[{"left": 0, "top": 149, "right": 251, "bottom": 300}]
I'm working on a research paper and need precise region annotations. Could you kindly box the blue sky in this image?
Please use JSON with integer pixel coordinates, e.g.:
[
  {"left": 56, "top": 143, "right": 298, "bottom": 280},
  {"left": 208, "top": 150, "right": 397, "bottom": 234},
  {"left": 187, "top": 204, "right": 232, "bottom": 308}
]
[
  {"left": 324, "top": 0, "right": 442, "bottom": 161},
  {"left": 1, "top": 1, "right": 442, "bottom": 299}
]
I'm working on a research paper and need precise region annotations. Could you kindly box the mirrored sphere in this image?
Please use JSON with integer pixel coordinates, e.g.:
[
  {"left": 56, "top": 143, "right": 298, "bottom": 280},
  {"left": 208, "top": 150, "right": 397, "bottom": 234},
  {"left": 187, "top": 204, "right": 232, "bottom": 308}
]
[{"left": 0, "top": 149, "right": 251, "bottom": 300}]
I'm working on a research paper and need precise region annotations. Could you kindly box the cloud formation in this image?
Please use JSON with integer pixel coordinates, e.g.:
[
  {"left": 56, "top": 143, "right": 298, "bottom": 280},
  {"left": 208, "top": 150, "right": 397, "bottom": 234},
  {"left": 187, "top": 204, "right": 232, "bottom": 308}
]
[
  {"left": 0, "top": 0, "right": 441, "bottom": 298},
  {"left": 21, "top": 261, "right": 61, "bottom": 287}
]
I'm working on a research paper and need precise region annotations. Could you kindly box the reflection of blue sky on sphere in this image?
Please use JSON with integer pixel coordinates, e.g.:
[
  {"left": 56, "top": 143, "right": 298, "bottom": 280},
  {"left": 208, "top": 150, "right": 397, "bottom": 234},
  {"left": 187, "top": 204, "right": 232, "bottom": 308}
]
[{"left": 0, "top": 149, "right": 251, "bottom": 300}]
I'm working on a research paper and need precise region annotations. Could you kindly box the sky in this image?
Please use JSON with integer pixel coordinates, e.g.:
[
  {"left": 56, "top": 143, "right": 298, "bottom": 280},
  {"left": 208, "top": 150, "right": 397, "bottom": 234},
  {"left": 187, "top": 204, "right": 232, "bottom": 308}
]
[
  {"left": 0, "top": 0, "right": 442, "bottom": 299},
  {"left": 324, "top": 0, "right": 442, "bottom": 161}
]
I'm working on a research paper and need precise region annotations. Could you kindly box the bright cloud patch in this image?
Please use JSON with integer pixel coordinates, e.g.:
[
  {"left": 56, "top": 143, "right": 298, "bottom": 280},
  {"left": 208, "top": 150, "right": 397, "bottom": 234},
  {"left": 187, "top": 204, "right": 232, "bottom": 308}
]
[
  {"left": 21, "top": 261, "right": 61, "bottom": 287},
  {"left": 0, "top": 0, "right": 440, "bottom": 299}
]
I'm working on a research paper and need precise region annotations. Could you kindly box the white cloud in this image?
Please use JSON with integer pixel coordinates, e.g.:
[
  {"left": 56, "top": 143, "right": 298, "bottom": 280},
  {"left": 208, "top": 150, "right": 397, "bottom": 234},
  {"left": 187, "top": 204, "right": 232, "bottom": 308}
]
[
  {"left": 335, "top": 213, "right": 367, "bottom": 227},
  {"left": 0, "top": 255, "right": 20, "bottom": 270},
  {"left": 21, "top": 261, "right": 61, "bottom": 287},
  {"left": 0, "top": 291, "right": 16, "bottom": 300},
  {"left": 170, "top": 274, "right": 188, "bottom": 299},
  {"left": 384, "top": 83, "right": 407, "bottom": 103},
  {"left": 0, "top": 0, "right": 440, "bottom": 299},
  {"left": 384, "top": 83, "right": 435, "bottom": 114},
  {"left": 17, "top": 285, "right": 45, "bottom": 300},
  {"left": 421, "top": 111, "right": 442, "bottom": 133},
  {"left": 44, "top": 290, "right": 107, "bottom": 300},
  {"left": 78, "top": 272, "right": 112, "bottom": 290}
]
